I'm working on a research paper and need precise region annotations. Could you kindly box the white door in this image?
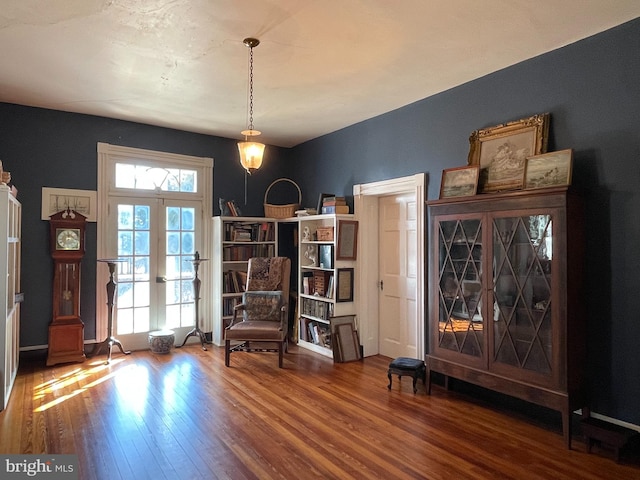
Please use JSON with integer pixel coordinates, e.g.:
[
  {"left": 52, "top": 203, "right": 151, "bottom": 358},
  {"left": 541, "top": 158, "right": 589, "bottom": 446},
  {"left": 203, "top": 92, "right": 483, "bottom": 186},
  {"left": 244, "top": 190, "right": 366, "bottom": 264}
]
[
  {"left": 378, "top": 193, "right": 418, "bottom": 358},
  {"left": 107, "top": 197, "right": 201, "bottom": 350}
]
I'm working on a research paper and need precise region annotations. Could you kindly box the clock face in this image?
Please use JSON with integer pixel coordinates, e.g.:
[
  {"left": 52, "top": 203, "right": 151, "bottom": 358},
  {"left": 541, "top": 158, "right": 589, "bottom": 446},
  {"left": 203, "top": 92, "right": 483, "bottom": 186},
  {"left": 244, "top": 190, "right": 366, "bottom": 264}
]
[{"left": 56, "top": 228, "right": 81, "bottom": 250}]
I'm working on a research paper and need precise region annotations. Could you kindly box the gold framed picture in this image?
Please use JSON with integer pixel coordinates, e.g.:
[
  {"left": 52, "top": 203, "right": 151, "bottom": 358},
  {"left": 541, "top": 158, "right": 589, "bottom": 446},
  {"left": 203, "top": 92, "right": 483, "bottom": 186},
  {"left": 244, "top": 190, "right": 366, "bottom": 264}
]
[
  {"left": 467, "top": 113, "right": 550, "bottom": 193},
  {"left": 524, "top": 149, "right": 573, "bottom": 190},
  {"left": 439, "top": 165, "right": 480, "bottom": 199}
]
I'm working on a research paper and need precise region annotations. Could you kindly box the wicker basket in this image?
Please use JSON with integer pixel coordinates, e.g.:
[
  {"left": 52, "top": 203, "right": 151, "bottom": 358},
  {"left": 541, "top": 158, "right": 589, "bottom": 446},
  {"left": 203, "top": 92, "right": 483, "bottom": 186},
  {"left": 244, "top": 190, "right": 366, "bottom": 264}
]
[{"left": 264, "top": 178, "right": 302, "bottom": 219}]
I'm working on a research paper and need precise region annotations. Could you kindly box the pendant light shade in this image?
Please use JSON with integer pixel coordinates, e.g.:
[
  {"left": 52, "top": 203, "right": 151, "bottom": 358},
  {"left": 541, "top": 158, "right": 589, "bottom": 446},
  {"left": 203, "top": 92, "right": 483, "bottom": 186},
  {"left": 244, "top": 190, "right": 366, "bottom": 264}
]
[
  {"left": 238, "top": 38, "right": 265, "bottom": 174},
  {"left": 238, "top": 138, "right": 265, "bottom": 174}
]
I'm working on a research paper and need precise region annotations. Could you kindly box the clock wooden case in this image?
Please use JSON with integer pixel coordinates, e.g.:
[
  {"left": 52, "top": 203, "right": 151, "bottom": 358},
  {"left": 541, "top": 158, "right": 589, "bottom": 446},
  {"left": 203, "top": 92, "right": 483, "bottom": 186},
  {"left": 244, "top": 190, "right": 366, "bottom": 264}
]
[{"left": 46, "top": 209, "right": 87, "bottom": 366}]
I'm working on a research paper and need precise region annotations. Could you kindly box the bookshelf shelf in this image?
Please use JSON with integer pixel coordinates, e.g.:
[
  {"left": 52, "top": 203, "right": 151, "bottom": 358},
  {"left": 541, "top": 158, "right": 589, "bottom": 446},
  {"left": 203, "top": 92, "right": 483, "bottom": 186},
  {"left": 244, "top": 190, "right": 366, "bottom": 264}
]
[
  {"left": 297, "top": 214, "right": 356, "bottom": 358},
  {"left": 212, "top": 216, "right": 277, "bottom": 345}
]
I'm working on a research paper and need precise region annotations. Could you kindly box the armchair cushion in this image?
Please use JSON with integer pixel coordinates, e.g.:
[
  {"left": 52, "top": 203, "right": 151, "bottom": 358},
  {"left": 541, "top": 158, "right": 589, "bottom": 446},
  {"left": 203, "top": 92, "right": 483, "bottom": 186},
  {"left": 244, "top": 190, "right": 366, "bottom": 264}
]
[
  {"left": 225, "top": 291, "right": 286, "bottom": 342},
  {"left": 241, "top": 290, "right": 284, "bottom": 323}
]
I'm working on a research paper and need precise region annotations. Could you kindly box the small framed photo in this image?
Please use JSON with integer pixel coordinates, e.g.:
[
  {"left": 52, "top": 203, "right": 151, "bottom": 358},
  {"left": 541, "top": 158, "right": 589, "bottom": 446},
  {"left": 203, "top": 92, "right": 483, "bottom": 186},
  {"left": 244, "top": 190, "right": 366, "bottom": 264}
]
[
  {"left": 336, "top": 268, "right": 354, "bottom": 302},
  {"left": 468, "top": 113, "right": 550, "bottom": 193},
  {"left": 524, "top": 149, "right": 574, "bottom": 190},
  {"left": 336, "top": 220, "right": 358, "bottom": 260},
  {"left": 439, "top": 165, "right": 480, "bottom": 199}
]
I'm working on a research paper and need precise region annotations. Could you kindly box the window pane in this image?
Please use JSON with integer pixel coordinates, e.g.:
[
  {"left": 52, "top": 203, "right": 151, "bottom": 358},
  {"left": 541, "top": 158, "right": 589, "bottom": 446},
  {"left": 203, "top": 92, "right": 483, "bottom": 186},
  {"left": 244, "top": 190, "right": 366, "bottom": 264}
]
[
  {"left": 182, "top": 208, "right": 194, "bottom": 230},
  {"left": 134, "top": 231, "right": 150, "bottom": 255},
  {"left": 133, "top": 307, "right": 150, "bottom": 332},
  {"left": 181, "top": 232, "right": 194, "bottom": 254},
  {"left": 165, "top": 305, "right": 181, "bottom": 328},
  {"left": 180, "top": 170, "right": 197, "bottom": 192},
  {"left": 134, "top": 257, "right": 150, "bottom": 281},
  {"left": 166, "top": 169, "right": 180, "bottom": 192},
  {"left": 134, "top": 282, "right": 149, "bottom": 307},
  {"left": 166, "top": 280, "right": 181, "bottom": 304},
  {"left": 115, "top": 164, "right": 135, "bottom": 188},
  {"left": 116, "top": 308, "right": 133, "bottom": 334},
  {"left": 118, "top": 205, "right": 133, "bottom": 229},
  {"left": 167, "top": 233, "right": 180, "bottom": 255},
  {"left": 135, "top": 205, "right": 150, "bottom": 229},
  {"left": 118, "top": 231, "right": 133, "bottom": 256},
  {"left": 166, "top": 207, "right": 180, "bottom": 230},
  {"left": 117, "top": 282, "right": 133, "bottom": 308},
  {"left": 165, "top": 255, "right": 181, "bottom": 280}
]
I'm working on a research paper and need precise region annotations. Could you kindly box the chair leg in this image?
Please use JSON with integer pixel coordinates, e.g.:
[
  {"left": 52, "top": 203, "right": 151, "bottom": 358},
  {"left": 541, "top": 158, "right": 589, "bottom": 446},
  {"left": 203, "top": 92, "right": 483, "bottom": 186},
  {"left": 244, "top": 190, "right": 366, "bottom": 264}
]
[
  {"left": 278, "top": 341, "right": 284, "bottom": 368},
  {"left": 225, "top": 340, "right": 230, "bottom": 367}
]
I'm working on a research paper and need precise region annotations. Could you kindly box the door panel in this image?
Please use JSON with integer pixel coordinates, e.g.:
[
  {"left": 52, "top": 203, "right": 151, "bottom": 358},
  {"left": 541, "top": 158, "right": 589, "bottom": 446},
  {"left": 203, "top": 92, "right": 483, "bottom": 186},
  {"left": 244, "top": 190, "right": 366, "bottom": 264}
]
[{"left": 378, "top": 194, "right": 418, "bottom": 358}]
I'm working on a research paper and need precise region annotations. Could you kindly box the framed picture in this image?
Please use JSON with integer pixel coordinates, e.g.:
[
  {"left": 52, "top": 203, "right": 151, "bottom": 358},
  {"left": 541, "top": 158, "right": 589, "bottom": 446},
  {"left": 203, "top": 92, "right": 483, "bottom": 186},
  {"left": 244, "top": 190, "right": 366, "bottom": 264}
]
[
  {"left": 524, "top": 149, "right": 574, "bottom": 190},
  {"left": 330, "top": 315, "right": 357, "bottom": 362},
  {"left": 439, "top": 165, "right": 480, "bottom": 199},
  {"left": 41, "top": 187, "right": 97, "bottom": 222},
  {"left": 336, "top": 220, "right": 358, "bottom": 260},
  {"left": 467, "top": 113, "right": 550, "bottom": 193},
  {"left": 336, "top": 268, "right": 354, "bottom": 302},
  {"left": 335, "top": 323, "right": 361, "bottom": 362}
]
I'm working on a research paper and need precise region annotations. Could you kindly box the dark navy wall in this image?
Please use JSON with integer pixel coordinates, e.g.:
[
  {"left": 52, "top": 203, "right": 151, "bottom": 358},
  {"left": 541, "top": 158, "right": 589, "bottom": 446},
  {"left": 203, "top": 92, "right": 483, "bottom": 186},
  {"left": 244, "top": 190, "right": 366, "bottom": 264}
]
[
  {"left": 0, "top": 104, "right": 288, "bottom": 345},
  {"left": 290, "top": 18, "right": 640, "bottom": 426}
]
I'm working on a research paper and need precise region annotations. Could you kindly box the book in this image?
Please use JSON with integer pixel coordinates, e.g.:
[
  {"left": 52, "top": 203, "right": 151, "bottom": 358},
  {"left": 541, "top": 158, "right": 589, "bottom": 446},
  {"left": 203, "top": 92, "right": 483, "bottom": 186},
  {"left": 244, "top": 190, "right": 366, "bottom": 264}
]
[
  {"left": 322, "top": 197, "right": 347, "bottom": 206},
  {"left": 322, "top": 196, "right": 345, "bottom": 203},
  {"left": 321, "top": 205, "right": 350, "bottom": 214}
]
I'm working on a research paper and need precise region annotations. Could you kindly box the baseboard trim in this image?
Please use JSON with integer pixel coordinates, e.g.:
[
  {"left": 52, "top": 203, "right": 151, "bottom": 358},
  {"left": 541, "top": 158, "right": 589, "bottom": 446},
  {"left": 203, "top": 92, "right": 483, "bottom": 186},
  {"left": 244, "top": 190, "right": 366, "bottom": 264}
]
[{"left": 575, "top": 409, "right": 640, "bottom": 433}]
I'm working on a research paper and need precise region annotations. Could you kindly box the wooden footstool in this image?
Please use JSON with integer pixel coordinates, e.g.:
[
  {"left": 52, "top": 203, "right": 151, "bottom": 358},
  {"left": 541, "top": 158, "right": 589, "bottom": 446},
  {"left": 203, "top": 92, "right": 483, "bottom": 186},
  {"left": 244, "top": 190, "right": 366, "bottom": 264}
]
[
  {"left": 387, "top": 357, "right": 426, "bottom": 394},
  {"left": 581, "top": 417, "right": 638, "bottom": 463}
]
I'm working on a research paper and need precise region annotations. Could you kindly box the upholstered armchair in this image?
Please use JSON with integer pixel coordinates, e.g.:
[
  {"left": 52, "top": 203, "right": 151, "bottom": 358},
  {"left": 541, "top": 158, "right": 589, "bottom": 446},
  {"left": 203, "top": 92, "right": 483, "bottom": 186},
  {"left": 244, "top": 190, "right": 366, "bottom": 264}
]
[{"left": 224, "top": 257, "right": 291, "bottom": 368}]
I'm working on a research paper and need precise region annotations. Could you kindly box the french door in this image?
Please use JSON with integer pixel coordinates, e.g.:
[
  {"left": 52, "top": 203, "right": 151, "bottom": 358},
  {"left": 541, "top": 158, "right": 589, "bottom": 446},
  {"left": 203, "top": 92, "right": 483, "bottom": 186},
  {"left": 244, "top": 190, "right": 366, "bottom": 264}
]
[
  {"left": 107, "top": 197, "right": 201, "bottom": 349},
  {"left": 97, "top": 143, "right": 213, "bottom": 352}
]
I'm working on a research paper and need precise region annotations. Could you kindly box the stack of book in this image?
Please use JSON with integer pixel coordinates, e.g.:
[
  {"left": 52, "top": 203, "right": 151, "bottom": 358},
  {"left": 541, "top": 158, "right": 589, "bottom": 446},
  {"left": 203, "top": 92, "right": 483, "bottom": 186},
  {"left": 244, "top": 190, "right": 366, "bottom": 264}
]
[{"left": 321, "top": 196, "right": 349, "bottom": 214}]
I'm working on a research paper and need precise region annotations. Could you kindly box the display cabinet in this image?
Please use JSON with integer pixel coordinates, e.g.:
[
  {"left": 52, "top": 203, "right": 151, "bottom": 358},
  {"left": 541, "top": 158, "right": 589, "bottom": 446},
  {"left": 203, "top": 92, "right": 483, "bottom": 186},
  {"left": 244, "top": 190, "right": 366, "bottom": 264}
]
[
  {"left": 211, "top": 216, "right": 277, "bottom": 345},
  {"left": 426, "top": 187, "right": 586, "bottom": 448},
  {"left": 0, "top": 185, "right": 21, "bottom": 411},
  {"left": 297, "top": 214, "right": 356, "bottom": 358}
]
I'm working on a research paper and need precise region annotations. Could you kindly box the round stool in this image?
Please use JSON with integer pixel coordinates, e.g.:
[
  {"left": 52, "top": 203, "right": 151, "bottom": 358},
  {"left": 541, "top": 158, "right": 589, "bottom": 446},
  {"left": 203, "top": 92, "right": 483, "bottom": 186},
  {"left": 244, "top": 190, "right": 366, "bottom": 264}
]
[{"left": 148, "top": 329, "right": 175, "bottom": 354}]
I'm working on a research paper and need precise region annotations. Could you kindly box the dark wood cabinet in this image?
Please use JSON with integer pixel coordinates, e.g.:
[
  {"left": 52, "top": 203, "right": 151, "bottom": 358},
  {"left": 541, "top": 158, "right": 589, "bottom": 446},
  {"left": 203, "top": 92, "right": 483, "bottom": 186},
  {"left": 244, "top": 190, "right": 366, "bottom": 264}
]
[{"left": 426, "top": 187, "right": 587, "bottom": 448}]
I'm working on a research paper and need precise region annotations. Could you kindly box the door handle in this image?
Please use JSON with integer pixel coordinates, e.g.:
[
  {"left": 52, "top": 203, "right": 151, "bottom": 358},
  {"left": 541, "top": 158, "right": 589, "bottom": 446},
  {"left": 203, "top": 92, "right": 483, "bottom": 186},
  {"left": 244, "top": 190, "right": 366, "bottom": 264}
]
[
  {"left": 379, "top": 280, "right": 384, "bottom": 291},
  {"left": 156, "top": 276, "right": 167, "bottom": 283}
]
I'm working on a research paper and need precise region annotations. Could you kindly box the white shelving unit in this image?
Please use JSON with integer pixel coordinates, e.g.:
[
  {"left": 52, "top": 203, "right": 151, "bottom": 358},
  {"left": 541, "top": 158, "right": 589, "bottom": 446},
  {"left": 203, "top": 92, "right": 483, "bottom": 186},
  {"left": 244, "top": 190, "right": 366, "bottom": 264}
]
[
  {"left": 0, "top": 185, "right": 21, "bottom": 411},
  {"left": 211, "top": 216, "right": 277, "bottom": 345},
  {"left": 297, "top": 214, "right": 356, "bottom": 358}
]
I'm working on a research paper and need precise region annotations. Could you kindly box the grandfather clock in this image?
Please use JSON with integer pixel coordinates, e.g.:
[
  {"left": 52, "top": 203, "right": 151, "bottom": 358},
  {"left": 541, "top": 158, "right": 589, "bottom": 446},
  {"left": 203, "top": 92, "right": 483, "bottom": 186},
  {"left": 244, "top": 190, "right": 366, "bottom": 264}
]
[{"left": 46, "top": 209, "right": 87, "bottom": 366}]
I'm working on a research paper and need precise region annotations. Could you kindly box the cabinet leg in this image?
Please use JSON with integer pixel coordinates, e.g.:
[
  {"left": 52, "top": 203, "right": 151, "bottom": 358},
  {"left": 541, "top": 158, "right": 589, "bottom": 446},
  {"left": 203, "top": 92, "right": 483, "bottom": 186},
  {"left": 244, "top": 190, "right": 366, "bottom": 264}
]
[{"left": 562, "top": 409, "right": 572, "bottom": 449}]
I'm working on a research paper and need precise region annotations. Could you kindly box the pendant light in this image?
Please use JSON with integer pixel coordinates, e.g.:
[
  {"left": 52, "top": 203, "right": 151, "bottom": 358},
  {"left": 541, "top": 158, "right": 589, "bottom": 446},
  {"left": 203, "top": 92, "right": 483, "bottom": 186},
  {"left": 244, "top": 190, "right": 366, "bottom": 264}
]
[{"left": 238, "top": 37, "right": 265, "bottom": 175}]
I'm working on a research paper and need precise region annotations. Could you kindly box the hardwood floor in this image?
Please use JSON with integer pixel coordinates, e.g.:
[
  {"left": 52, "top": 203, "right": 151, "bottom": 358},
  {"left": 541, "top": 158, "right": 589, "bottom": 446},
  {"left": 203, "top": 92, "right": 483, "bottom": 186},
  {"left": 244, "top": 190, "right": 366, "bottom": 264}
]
[{"left": 1, "top": 345, "right": 638, "bottom": 480}]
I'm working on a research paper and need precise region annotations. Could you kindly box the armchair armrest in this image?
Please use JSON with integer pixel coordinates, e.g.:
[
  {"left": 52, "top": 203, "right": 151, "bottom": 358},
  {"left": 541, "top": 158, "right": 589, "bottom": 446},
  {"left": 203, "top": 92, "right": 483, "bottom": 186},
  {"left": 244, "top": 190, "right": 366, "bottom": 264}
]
[{"left": 227, "top": 303, "right": 247, "bottom": 329}]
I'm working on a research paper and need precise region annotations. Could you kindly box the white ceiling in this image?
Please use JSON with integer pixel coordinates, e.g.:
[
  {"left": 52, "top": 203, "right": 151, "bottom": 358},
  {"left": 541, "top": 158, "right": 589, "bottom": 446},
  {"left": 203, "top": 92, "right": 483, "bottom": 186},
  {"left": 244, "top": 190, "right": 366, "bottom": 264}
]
[{"left": 1, "top": 1, "right": 639, "bottom": 148}]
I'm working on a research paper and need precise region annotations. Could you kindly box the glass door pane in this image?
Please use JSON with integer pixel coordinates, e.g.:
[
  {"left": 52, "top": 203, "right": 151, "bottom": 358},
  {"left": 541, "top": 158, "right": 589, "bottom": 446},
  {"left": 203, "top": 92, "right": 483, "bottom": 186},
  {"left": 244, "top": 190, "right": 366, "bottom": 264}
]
[
  {"left": 164, "top": 205, "right": 196, "bottom": 330},
  {"left": 492, "top": 214, "right": 553, "bottom": 373},
  {"left": 115, "top": 203, "right": 154, "bottom": 335},
  {"left": 437, "top": 218, "right": 484, "bottom": 357}
]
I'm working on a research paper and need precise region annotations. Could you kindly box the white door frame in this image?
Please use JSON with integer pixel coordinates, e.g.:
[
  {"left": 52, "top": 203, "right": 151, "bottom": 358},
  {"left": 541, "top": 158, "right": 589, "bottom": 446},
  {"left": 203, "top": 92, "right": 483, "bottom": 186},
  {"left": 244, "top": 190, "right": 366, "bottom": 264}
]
[{"left": 353, "top": 173, "right": 426, "bottom": 358}]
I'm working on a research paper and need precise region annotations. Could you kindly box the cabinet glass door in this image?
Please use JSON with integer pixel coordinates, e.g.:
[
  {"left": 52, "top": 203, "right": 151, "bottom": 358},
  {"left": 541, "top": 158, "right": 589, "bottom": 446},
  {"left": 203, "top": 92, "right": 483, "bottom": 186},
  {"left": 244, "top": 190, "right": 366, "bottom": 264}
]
[
  {"left": 437, "top": 218, "right": 483, "bottom": 357},
  {"left": 492, "top": 214, "right": 553, "bottom": 373}
]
